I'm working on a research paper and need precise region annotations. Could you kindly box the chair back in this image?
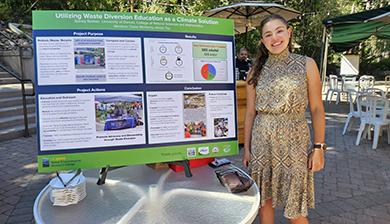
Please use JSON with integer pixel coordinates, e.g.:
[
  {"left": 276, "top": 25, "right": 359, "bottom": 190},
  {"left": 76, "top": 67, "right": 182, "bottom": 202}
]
[
  {"left": 356, "top": 93, "right": 365, "bottom": 117},
  {"left": 358, "top": 95, "right": 374, "bottom": 123},
  {"left": 362, "top": 87, "right": 385, "bottom": 98},
  {"left": 347, "top": 90, "right": 358, "bottom": 113},
  {"left": 359, "top": 95, "right": 389, "bottom": 123},
  {"left": 341, "top": 75, "right": 357, "bottom": 83},
  {"left": 385, "top": 75, "right": 390, "bottom": 84},
  {"left": 358, "top": 75, "right": 375, "bottom": 92},
  {"left": 329, "top": 75, "right": 339, "bottom": 90},
  {"left": 381, "top": 98, "right": 390, "bottom": 122},
  {"left": 342, "top": 75, "right": 357, "bottom": 92},
  {"left": 385, "top": 75, "right": 390, "bottom": 95}
]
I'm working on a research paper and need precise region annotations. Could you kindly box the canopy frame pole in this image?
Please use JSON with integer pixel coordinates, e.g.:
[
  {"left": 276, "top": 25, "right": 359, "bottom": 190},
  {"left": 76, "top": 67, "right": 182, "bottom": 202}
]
[
  {"left": 245, "top": 22, "right": 248, "bottom": 47},
  {"left": 320, "top": 25, "right": 329, "bottom": 94},
  {"left": 245, "top": 6, "right": 249, "bottom": 48}
]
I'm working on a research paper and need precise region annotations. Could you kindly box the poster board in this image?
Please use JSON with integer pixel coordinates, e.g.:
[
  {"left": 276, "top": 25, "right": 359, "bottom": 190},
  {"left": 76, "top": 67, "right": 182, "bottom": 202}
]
[{"left": 33, "top": 11, "right": 238, "bottom": 172}]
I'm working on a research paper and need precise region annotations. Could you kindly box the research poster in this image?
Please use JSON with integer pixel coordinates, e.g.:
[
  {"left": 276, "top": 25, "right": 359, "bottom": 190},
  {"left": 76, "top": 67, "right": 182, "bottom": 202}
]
[{"left": 33, "top": 10, "right": 237, "bottom": 172}]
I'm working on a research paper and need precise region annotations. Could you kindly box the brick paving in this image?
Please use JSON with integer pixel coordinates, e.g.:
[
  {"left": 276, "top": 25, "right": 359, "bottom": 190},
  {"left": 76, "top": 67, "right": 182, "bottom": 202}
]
[
  {"left": 0, "top": 102, "right": 390, "bottom": 224},
  {"left": 241, "top": 102, "right": 390, "bottom": 224},
  {"left": 0, "top": 136, "right": 52, "bottom": 224},
  {"left": 307, "top": 103, "right": 390, "bottom": 224}
]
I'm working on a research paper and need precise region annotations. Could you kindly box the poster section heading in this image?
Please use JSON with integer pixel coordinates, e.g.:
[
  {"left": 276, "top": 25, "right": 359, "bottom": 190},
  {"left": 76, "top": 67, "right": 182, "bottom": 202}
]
[{"left": 32, "top": 11, "right": 234, "bottom": 36}]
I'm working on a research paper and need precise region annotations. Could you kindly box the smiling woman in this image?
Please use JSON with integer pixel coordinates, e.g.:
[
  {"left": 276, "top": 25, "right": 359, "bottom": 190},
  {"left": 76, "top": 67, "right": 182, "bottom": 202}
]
[
  {"left": 243, "top": 14, "right": 325, "bottom": 224},
  {"left": 261, "top": 20, "right": 291, "bottom": 55}
]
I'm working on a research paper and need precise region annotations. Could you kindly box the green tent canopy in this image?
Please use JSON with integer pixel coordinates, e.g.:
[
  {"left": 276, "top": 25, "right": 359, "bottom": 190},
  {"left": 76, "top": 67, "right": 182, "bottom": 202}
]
[{"left": 324, "top": 6, "right": 390, "bottom": 52}]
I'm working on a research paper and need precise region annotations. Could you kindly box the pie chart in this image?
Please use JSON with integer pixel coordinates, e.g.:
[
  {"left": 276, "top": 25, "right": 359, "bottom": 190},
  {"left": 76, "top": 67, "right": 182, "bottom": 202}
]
[{"left": 201, "top": 64, "right": 216, "bottom": 80}]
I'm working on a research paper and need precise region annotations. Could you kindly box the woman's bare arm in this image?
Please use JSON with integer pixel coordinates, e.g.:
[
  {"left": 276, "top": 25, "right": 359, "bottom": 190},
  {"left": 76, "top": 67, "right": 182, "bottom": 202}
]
[
  {"left": 307, "top": 57, "right": 326, "bottom": 172},
  {"left": 243, "top": 75, "right": 257, "bottom": 167}
]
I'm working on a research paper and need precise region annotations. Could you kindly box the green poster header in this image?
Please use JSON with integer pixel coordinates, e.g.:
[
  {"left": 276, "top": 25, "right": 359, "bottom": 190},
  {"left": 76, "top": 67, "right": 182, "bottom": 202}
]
[{"left": 33, "top": 10, "right": 234, "bottom": 36}]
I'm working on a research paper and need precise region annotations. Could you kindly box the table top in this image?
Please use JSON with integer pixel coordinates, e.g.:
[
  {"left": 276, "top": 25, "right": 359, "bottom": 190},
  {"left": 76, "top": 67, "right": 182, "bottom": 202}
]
[{"left": 34, "top": 164, "right": 260, "bottom": 224}]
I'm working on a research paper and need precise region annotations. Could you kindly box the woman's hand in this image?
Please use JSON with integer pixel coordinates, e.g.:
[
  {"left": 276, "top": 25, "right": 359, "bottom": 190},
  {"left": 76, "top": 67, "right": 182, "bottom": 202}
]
[
  {"left": 308, "top": 149, "right": 325, "bottom": 172},
  {"left": 242, "top": 151, "right": 251, "bottom": 168}
]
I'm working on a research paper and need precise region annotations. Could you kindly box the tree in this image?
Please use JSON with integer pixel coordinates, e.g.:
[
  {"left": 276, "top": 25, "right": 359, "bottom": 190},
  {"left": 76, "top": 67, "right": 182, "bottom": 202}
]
[{"left": 1, "top": 0, "right": 388, "bottom": 73}]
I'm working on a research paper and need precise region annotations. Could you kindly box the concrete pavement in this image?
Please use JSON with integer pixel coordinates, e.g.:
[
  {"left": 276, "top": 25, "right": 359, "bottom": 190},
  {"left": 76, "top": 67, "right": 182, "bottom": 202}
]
[{"left": 0, "top": 102, "right": 390, "bottom": 224}]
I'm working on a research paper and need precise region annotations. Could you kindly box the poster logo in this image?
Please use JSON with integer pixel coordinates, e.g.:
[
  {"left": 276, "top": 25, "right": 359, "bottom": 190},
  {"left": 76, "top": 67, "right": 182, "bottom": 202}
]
[
  {"left": 187, "top": 147, "right": 196, "bottom": 157},
  {"left": 198, "top": 146, "right": 209, "bottom": 155},
  {"left": 42, "top": 158, "right": 50, "bottom": 167}
]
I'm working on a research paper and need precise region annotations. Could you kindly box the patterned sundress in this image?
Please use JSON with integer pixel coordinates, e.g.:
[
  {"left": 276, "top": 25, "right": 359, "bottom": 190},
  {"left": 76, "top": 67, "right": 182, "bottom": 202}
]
[{"left": 249, "top": 48, "right": 314, "bottom": 219}]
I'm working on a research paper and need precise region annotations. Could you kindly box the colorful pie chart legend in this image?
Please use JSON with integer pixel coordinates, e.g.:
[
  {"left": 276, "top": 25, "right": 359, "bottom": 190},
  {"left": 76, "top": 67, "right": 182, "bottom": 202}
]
[{"left": 201, "top": 63, "right": 216, "bottom": 80}]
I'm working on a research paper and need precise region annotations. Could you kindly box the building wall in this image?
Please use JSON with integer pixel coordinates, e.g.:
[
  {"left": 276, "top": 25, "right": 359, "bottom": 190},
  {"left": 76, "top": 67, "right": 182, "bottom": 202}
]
[{"left": 0, "top": 47, "right": 35, "bottom": 82}]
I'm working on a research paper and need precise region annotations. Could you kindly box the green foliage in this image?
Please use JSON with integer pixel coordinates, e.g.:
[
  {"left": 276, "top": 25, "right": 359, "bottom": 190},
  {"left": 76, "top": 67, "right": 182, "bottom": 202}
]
[
  {"left": 0, "top": 0, "right": 233, "bottom": 22},
  {"left": 359, "top": 36, "right": 390, "bottom": 78},
  {"left": 360, "top": 57, "right": 390, "bottom": 80},
  {"left": 234, "top": 29, "right": 260, "bottom": 57},
  {"left": 1, "top": 0, "right": 388, "bottom": 72},
  {"left": 0, "top": 0, "right": 37, "bottom": 24},
  {"left": 0, "top": 0, "right": 133, "bottom": 23}
]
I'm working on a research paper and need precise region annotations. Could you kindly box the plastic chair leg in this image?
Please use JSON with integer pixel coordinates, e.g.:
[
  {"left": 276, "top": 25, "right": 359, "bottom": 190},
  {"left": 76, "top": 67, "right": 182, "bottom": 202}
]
[
  {"left": 387, "top": 126, "right": 390, "bottom": 144},
  {"left": 372, "top": 125, "right": 380, "bottom": 149},
  {"left": 325, "top": 90, "right": 330, "bottom": 102},
  {"left": 336, "top": 92, "right": 340, "bottom": 104},
  {"left": 345, "top": 92, "right": 350, "bottom": 103},
  {"left": 367, "top": 125, "right": 372, "bottom": 140},
  {"left": 349, "top": 118, "right": 355, "bottom": 132},
  {"left": 356, "top": 123, "right": 366, "bottom": 145},
  {"left": 342, "top": 116, "right": 351, "bottom": 135}
]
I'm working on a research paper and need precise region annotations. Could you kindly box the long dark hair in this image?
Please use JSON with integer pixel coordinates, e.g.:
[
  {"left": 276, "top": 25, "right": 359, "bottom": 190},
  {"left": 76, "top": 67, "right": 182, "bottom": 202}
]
[{"left": 247, "top": 14, "right": 293, "bottom": 87}]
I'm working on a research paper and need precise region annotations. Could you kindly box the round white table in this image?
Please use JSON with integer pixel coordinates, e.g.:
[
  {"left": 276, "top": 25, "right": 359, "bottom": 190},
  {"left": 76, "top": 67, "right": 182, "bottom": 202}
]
[{"left": 34, "top": 164, "right": 260, "bottom": 224}]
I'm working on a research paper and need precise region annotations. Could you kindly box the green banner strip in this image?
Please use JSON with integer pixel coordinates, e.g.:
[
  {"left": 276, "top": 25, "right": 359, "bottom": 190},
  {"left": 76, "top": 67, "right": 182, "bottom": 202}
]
[
  {"left": 38, "top": 140, "right": 238, "bottom": 172},
  {"left": 32, "top": 10, "right": 234, "bottom": 36},
  {"left": 192, "top": 42, "right": 227, "bottom": 59}
]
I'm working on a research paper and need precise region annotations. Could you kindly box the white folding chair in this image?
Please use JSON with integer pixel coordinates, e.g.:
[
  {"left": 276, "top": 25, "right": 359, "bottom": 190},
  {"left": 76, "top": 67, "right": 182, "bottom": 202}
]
[
  {"left": 361, "top": 88, "right": 388, "bottom": 126},
  {"left": 385, "top": 75, "right": 390, "bottom": 96},
  {"left": 362, "top": 87, "right": 385, "bottom": 98},
  {"left": 385, "top": 75, "right": 390, "bottom": 84},
  {"left": 341, "top": 75, "right": 357, "bottom": 91},
  {"left": 355, "top": 95, "right": 390, "bottom": 149},
  {"left": 342, "top": 90, "right": 362, "bottom": 135},
  {"left": 326, "top": 75, "right": 344, "bottom": 104},
  {"left": 340, "top": 75, "right": 358, "bottom": 103},
  {"left": 358, "top": 75, "right": 375, "bottom": 92}
]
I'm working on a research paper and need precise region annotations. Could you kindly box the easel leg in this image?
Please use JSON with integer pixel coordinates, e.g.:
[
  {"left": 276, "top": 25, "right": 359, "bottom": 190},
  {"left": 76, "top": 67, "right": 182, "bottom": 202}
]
[
  {"left": 169, "top": 160, "right": 192, "bottom": 178},
  {"left": 97, "top": 165, "right": 110, "bottom": 185},
  {"left": 182, "top": 160, "right": 193, "bottom": 178}
]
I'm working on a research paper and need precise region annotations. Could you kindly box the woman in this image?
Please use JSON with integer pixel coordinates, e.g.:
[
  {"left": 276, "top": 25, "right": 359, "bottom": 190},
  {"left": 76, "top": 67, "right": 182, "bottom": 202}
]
[{"left": 242, "top": 14, "right": 325, "bottom": 224}]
